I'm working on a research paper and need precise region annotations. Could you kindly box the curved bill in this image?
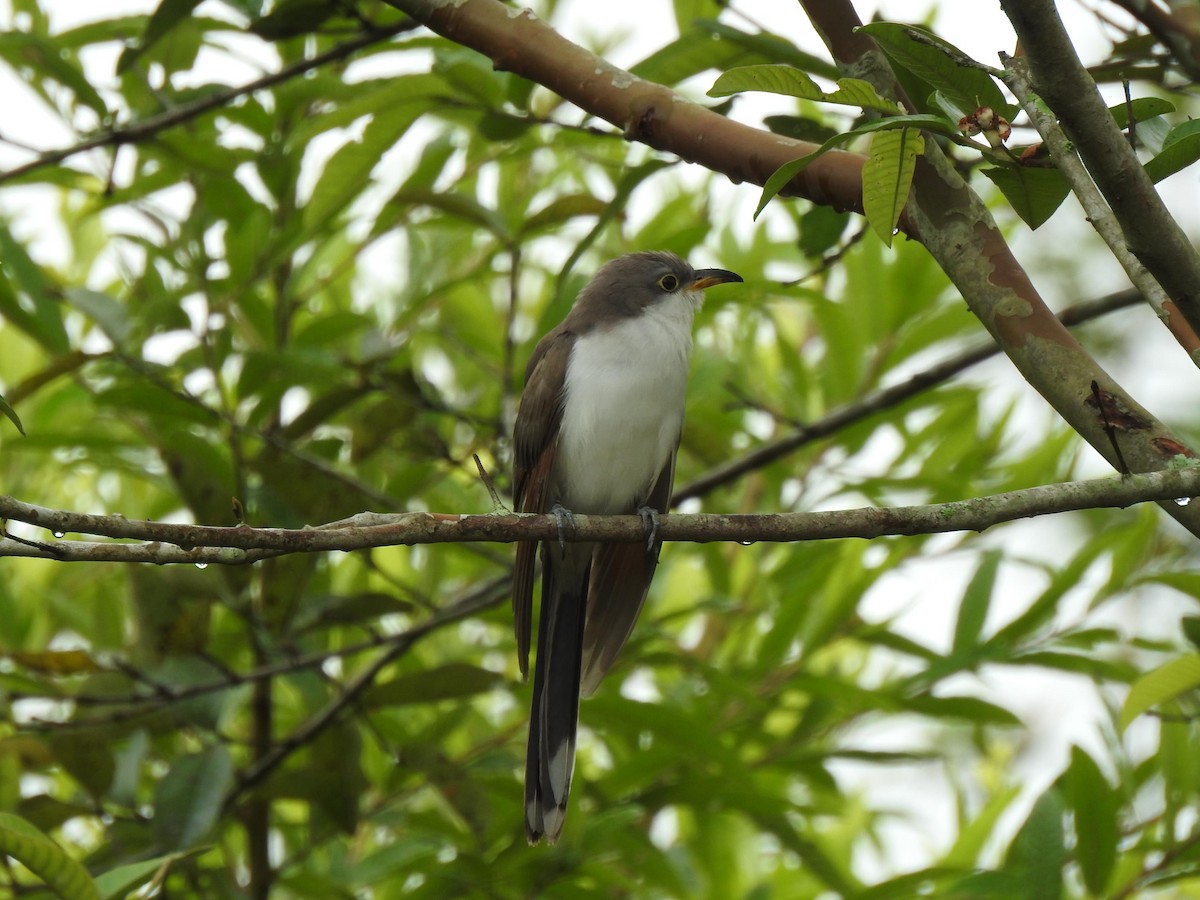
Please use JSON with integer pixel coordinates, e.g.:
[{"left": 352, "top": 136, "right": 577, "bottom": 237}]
[{"left": 689, "top": 268, "right": 744, "bottom": 291}]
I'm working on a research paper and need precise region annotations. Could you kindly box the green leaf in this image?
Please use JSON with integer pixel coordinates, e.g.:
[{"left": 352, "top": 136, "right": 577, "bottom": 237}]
[
  {"left": 862, "top": 127, "right": 923, "bottom": 246},
  {"left": 942, "top": 784, "right": 1021, "bottom": 868},
  {"left": 94, "top": 854, "right": 183, "bottom": 899},
  {"left": 116, "top": 0, "right": 202, "bottom": 74},
  {"left": 0, "top": 222, "right": 69, "bottom": 353},
  {"left": 303, "top": 93, "right": 428, "bottom": 230},
  {"left": 0, "top": 812, "right": 100, "bottom": 900},
  {"left": 709, "top": 65, "right": 900, "bottom": 112},
  {"left": 709, "top": 63, "right": 824, "bottom": 99},
  {"left": 755, "top": 150, "right": 826, "bottom": 218},
  {"left": 308, "top": 725, "right": 366, "bottom": 834},
  {"left": 631, "top": 27, "right": 747, "bottom": 85},
  {"left": 902, "top": 694, "right": 1020, "bottom": 725},
  {"left": 700, "top": 22, "right": 840, "bottom": 78},
  {"left": 854, "top": 868, "right": 965, "bottom": 900},
  {"left": 1108, "top": 96, "right": 1175, "bottom": 129},
  {"left": 1004, "top": 787, "right": 1065, "bottom": 900},
  {"left": 0, "top": 392, "right": 24, "bottom": 436},
  {"left": 797, "top": 204, "right": 851, "bottom": 257},
  {"left": 1183, "top": 615, "right": 1200, "bottom": 651},
  {"left": 1119, "top": 654, "right": 1200, "bottom": 731},
  {"left": 1144, "top": 128, "right": 1200, "bottom": 183},
  {"left": 979, "top": 165, "right": 1071, "bottom": 229},
  {"left": 63, "top": 288, "right": 132, "bottom": 345},
  {"left": 953, "top": 550, "right": 1000, "bottom": 653},
  {"left": 0, "top": 32, "right": 108, "bottom": 118},
  {"left": 363, "top": 663, "right": 502, "bottom": 708},
  {"left": 1064, "top": 746, "right": 1119, "bottom": 895},
  {"left": 521, "top": 193, "right": 609, "bottom": 236},
  {"left": 991, "top": 535, "right": 1113, "bottom": 646},
  {"left": 1164, "top": 117, "right": 1200, "bottom": 150},
  {"left": 152, "top": 746, "right": 235, "bottom": 851},
  {"left": 671, "top": 0, "right": 721, "bottom": 31},
  {"left": 1010, "top": 651, "right": 1136, "bottom": 682},
  {"left": 857, "top": 23, "right": 1011, "bottom": 118},
  {"left": 763, "top": 114, "right": 839, "bottom": 142},
  {"left": 387, "top": 188, "right": 510, "bottom": 242},
  {"left": 47, "top": 732, "right": 114, "bottom": 800},
  {"left": 825, "top": 77, "right": 904, "bottom": 113},
  {"left": 251, "top": 0, "right": 339, "bottom": 39},
  {"left": 1160, "top": 719, "right": 1200, "bottom": 804},
  {"left": 755, "top": 114, "right": 947, "bottom": 218}
]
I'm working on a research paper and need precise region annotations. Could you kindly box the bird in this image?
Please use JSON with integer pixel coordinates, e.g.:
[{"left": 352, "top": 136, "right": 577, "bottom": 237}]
[{"left": 510, "top": 250, "right": 743, "bottom": 844}]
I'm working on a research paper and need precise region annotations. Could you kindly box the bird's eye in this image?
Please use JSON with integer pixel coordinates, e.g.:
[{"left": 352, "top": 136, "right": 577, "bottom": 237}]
[{"left": 657, "top": 273, "right": 680, "bottom": 292}]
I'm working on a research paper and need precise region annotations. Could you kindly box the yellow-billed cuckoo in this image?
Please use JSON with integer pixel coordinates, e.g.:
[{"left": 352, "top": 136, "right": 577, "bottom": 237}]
[{"left": 511, "top": 251, "right": 742, "bottom": 844}]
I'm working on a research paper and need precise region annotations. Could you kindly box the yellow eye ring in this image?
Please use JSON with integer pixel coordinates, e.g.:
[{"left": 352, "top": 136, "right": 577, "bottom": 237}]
[{"left": 657, "top": 273, "right": 680, "bottom": 292}]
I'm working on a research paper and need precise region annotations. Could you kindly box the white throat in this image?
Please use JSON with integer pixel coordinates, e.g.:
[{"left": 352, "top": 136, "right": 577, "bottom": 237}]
[{"left": 553, "top": 293, "right": 701, "bottom": 514}]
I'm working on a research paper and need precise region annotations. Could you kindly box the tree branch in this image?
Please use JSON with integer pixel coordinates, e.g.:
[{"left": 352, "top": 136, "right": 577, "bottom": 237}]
[
  {"left": 378, "top": 0, "right": 866, "bottom": 211},
  {"left": 1001, "top": 0, "right": 1200, "bottom": 334},
  {"left": 380, "top": 0, "right": 1200, "bottom": 541},
  {"left": 677, "top": 288, "right": 1143, "bottom": 500},
  {"left": 999, "top": 56, "right": 1200, "bottom": 362},
  {"left": 0, "top": 22, "right": 416, "bottom": 186},
  {"left": 799, "top": 0, "right": 1200, "bottom": 540},
  {"left": 5, "top": 467, "right": 1200, "bottom": 563},
  {"left": 1108, "top": 0, "right": 1200, "bottom": 80},
  {"left": 226, "top": 576, "right": 507, "bottom": 803}
]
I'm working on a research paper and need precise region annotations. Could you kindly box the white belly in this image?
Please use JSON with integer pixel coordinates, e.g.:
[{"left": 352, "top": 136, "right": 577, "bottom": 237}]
[{"left": 554, "top": 299, "right": 696, "bottom": 513}]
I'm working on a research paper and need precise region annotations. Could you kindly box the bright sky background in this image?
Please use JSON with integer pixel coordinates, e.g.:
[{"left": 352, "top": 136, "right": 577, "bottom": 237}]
[{"left": 2, "top": 0, "right": 1197, "bottom": 880}]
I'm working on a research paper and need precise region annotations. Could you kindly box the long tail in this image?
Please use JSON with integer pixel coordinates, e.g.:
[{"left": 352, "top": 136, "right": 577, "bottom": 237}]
[{"left": 525, "top": 545, "right": 590, "bottom": 844}]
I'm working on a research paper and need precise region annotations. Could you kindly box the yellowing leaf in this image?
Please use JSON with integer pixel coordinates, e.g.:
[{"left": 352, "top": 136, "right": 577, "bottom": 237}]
[
  {"left": 1119, "top": 654, "right": 1200, "bottom": 731},
  {"left": 708, "top": 64, "right": 823, "bottom": 99},
  {"left": 9, "top": 650, "right": 100, "bottom": 676},
  {"left": 862, "top": 127, "right": 924, "bottom": 246},
  {"left": 825, "top": 77, "right": 902, "bottom": 113},
  {"left": 0, "top": 812, "right": 100, "bottom": 900}
]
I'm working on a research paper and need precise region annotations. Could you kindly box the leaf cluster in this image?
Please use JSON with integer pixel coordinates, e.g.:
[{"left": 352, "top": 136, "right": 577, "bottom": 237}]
[{"left": 0, "top": 2, "right": 1199, "bottom": 898}]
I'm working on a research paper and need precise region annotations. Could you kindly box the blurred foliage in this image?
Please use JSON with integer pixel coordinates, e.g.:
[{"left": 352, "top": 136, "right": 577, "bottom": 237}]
[{"left": 0, "top": 0, "right": 1199, "bottom": 898}]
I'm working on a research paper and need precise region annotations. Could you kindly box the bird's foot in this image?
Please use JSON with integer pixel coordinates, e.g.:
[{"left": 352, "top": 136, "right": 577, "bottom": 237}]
[
  {"left": 550, "top": 503, "right": 576, "bottom": 555},
  {"left": 637, "top": 506, "right": 662, "bottom": 553}
]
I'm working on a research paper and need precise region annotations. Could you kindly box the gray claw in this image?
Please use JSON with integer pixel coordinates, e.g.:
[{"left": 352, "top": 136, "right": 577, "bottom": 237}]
[
  {"left": 637, "top": 506, "right": 661, "bottom": 553},
  {"left": 550, "top": 503, "right": 576, "bottom": 555}
]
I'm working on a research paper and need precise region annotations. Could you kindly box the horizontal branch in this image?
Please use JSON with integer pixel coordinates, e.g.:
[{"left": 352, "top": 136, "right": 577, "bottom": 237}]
[{"left": 4, "top": 467, "right": 1200, "bottom": 564}]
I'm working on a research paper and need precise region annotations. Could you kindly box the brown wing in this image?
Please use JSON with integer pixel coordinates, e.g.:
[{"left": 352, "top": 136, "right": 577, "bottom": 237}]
[
  {"left": 578, "top": 448, "right": 677, "bottom": 696},
  {"left": 511, "top": 332, "right": 572, "bottom": 679}
]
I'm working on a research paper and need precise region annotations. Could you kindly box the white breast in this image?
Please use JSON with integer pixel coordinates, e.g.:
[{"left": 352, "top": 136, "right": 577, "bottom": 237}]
[{"left": 554, "top": 293, "right": 700, "bottom": 514}]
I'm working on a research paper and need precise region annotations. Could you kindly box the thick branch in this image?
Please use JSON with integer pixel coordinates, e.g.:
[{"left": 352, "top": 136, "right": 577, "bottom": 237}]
[
  {"left": 800, "top": 0, "right": 1200, "bottom": 540},
  {"left": 1000, "top": 57, "right": 1200, "bottom": 362},
  {"left": 5, "top": 468, "right": 1200, "bottom": 562},
  {"left": 381, "top": 0, "right": 1200, "bottom": 542},
  {"left": 379, "top": 0, "right": 866, "bottom": 212},
  {"left": 1000, "top": 0, "right": 1200, "bottom": 333}
]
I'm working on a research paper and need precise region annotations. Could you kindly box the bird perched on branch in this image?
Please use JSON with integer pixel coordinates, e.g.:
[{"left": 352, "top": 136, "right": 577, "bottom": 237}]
[{"left": 511, "top": 251, "right": 742, "bottom": 844}]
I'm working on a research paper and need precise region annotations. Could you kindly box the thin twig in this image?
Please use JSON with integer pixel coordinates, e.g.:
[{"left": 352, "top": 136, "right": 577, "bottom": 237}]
[
  {"left": 226, "top": 577, "right": 507, "bottom": 802},
  {"left": 677, "top": 289, "right": 1143, "bottom": 501},
  {"left": 0, "top": 22, "right": 416, "bottom": 186},
  {"left": 473, "top": 453, "right": 506, "bottom": 511}
]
